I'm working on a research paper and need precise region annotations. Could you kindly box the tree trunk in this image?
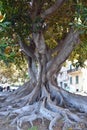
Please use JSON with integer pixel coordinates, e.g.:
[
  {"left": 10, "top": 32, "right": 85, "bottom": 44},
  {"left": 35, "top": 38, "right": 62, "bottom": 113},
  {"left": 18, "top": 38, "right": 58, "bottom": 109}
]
[
  {"left": 0, "top": 78, "right": 87, "bottom": 130},
  {"left": 0, "top": 31, "right": 87, "bottom": 130}
]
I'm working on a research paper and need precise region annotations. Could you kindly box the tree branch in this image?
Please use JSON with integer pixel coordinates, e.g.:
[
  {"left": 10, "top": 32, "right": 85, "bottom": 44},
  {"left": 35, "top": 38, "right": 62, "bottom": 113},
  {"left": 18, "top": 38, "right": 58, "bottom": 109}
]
[
  {"left": 18, "top": 36, "right": 36, "bottom": 60},
  {"left": 30, "top": 0, "right": 44, "bottom": 20},
  {"left": 51, "top": 40, "right": 64, "bottom": 55},
  {"left": 47, "top": 29, "right": 80, "bottom": 79},
  {"left": 41, "top": 0, "right": 66, "bottom": 19}
]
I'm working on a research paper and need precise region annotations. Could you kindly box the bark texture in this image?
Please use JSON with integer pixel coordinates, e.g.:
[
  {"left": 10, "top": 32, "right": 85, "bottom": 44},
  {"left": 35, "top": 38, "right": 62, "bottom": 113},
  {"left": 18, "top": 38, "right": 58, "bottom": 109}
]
[
  {"left": 0, "top": 29, "right": 87, "bottom": 130},
  {"left": 0, "top": 1, "right": 87, "bottom": 130},
  {"left": 0, "top": 80, "right": 87, "bottom": 130}
]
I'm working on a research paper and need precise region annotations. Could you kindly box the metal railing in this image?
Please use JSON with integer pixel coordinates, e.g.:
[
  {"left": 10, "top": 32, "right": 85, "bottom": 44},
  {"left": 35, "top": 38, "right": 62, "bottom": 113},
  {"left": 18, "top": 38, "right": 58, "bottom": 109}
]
[{"left": 67, "top": 67, "right": 81, "bottom": 73}]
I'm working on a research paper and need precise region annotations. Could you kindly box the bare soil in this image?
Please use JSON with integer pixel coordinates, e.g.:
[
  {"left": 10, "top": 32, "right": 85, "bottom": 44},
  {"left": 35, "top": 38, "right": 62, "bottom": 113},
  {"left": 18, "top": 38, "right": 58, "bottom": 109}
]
[{"left": 0, "top": 116, "right": 86, "bottom": 130}]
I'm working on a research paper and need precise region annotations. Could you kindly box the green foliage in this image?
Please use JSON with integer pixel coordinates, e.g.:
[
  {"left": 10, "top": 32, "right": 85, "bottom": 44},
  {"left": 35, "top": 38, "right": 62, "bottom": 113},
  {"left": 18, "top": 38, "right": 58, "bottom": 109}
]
[
  {"left": 69, "top": 38, "right": 87, "bottom": 67},
  {"left": 69, "top": 1, "right": 87, "bottom": 33},
  {"left": 0, "top": 36, "right": 27, "bottom": 71},
  {"left": 28, "top": 126, "right": 38, "bottom": 130},
  {"left": 0, "top": 37, "right": 15, "bottom": 64},
  {"left": 0, "top": 0, "right": 87, "bottom": 67},
  {"left": 33, "top": 17, "right": 44, "bottom": 33},
  {"left": 0, "top": 0, "right": 33, "bottom": 36},
  {"left": 0, "top": 21, "right": 11, "bottom": 32},
  {"left": 0, "top": 1, "right": 11, "bottom": 32}
]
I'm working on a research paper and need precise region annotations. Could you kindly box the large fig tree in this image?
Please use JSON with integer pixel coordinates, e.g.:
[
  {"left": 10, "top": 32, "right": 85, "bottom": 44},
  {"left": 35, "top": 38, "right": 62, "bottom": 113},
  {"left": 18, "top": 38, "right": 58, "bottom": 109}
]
[{"left": 0, "top": 0, "right": 87, "bottom": 130}]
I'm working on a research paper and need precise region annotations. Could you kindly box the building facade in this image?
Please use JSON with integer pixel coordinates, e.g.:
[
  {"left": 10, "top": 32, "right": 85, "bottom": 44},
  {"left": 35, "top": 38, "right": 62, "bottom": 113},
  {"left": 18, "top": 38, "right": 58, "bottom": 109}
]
[{"left": 57, "top": 61, "right": 87, "bottom": 93}]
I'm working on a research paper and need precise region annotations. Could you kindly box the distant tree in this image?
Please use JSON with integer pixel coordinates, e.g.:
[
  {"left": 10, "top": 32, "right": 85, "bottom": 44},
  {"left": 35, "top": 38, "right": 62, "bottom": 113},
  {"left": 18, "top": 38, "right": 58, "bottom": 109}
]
[
  {"left": 0, "top": 61, "right": 29, "bottom": 84},
  {"left": 0, "top": 1, "right": 87, "bottom": 130}
]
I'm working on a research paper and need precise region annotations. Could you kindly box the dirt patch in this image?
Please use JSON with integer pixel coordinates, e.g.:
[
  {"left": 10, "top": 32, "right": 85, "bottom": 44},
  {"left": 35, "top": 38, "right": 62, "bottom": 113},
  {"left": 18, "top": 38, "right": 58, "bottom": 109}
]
[
  {"left": 0, "top": 117, "right": 86, "bottom": 130},
  {"left": 0, "top": 117, "right": 62, "bottom": 130}
]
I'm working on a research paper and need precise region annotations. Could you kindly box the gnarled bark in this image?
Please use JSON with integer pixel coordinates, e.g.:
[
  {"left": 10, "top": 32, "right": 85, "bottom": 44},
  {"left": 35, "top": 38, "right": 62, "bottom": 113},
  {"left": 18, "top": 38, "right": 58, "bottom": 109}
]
[
  {"left": 1, "top": 1, "right": 87, "bottom": 130},
  {"left": 0, "top": 80, "right": 87, "bottom": 130},
  {"left": 0, "top": 27, "right": 87, "bottom": 130}
]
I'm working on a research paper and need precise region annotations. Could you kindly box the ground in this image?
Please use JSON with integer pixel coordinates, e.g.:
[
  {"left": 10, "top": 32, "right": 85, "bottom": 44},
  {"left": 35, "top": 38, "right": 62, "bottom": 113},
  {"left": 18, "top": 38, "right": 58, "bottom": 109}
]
[
  {"left": 0, "top": 85, "right": 87, "bottom": 130},
  {"left": 0, "top": 116, "right": 86, "bottom": 130}
]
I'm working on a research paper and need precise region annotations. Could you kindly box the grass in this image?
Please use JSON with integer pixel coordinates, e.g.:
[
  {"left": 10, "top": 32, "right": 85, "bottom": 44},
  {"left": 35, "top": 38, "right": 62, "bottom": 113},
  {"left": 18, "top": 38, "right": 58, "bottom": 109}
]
[{"left": 28, "top": 126, "right": 38, "bottom": 130}]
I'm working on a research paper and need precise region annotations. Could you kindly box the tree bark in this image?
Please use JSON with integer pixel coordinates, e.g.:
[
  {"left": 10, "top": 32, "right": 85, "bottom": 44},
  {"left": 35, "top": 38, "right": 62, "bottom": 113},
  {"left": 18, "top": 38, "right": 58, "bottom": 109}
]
[
  {"left": 0, "top": 29, "right": 87, "bottom": 130},
  {"left": 1, "top": 1, "right": 87, "bottom": 130}
]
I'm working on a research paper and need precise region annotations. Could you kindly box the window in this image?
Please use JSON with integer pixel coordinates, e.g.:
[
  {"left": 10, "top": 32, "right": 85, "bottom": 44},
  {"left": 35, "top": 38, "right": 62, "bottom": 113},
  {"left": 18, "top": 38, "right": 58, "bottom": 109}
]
[
  {"left": 64, "top": 83, "right": 67, "bottom": 88},
  {"left": 70, "top": 77, "right": 72, "bottom": 84},
  {"left": 60, "top": 82, "right": 62, "bottom": 87},
  {"left": 76, "top": 76, "right": 79, "bottom": 84},
  {"left": 70, "top": 65, "right": 72, "bottom": 70}
]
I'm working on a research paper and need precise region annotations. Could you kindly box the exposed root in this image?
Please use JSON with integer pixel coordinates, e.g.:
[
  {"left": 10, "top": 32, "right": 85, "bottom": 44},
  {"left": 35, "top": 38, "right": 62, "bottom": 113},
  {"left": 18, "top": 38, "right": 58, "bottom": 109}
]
[
  {"left": 47, "top": 98, "right": 87, "bottom": 123},
  {"left": 4, "top": 81, "right": 34, "bottom": 105},
  {"left": 9, "top": 102, "right": 40, "bottom": 124},
  {"left": 60, "top": 88, "right": 87, "bottom": 113},
  {"left": 48, "top": 82, "right": 64, "bottom": 106},
  {"left": 0, "top": 82, "right": 87, "bottom": 130},
  {"left": 40, "top": 98, "right": 62, "bottom": 130},
  {"left": 16, "top": 113, "right": 43, "bottom": 130},
  {"left": 49, "top": 115, "right": 61, "bottom": 130}
]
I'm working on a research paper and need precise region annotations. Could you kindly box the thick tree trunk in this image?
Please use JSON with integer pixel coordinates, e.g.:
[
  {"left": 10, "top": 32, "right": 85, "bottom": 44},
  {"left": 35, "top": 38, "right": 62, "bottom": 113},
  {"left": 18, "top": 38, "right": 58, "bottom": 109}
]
[
  {"left": 1, "top": 0, "right": 87, "bottom": 130},
  {"left": 0, "top": 30, "right": 87, "bottom": 130},
  {"left": 0, "top": 62, "right": 87, "bottom": 130},
  {"left": 0, "top": 78, "right": 87, "bottom": 130}
]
